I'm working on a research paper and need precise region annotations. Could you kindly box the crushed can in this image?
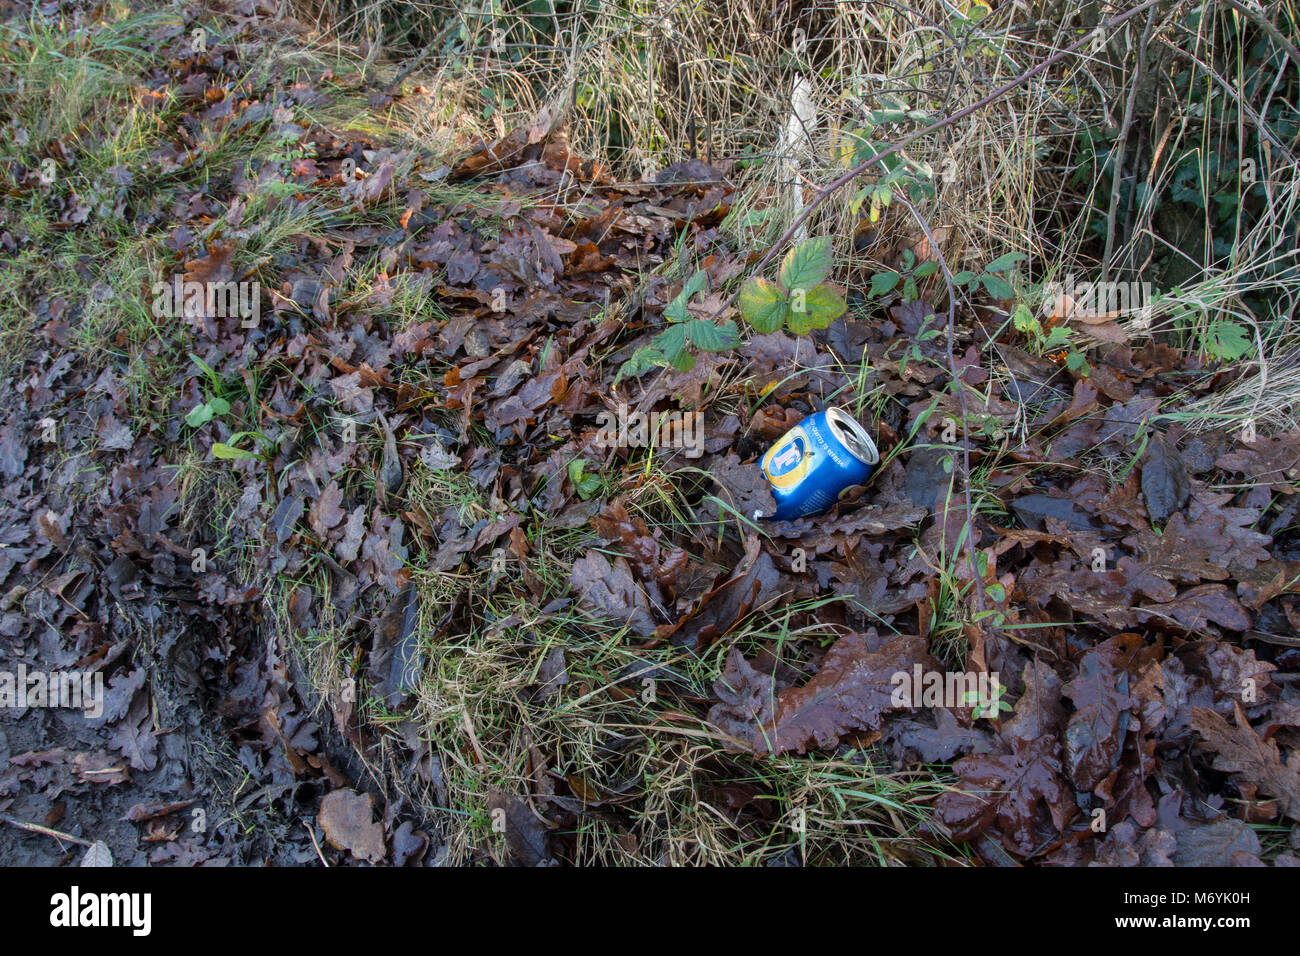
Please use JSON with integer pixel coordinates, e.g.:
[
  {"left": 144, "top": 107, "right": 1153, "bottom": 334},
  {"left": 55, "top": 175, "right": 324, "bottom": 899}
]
[{"left": 758, "top": 407, "right": 880, "bottom": 521}]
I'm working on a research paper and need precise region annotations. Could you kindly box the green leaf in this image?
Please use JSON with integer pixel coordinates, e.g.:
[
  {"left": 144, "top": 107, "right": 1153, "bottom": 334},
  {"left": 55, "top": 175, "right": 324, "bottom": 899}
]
[
  {"left": 1201, "top": 321, "right": 1253, "bottom": 361},
  {"left": 684, "top": 319, "right": 739, "bottom": 352},
  {"left": 914, "top": 260, "right": 939, "bottom": 278},
  {"left": 981, "top": 273, "right": 1015, "bottom": 300},
  {"left": 851, "top": 136, "right": 886, "bottom": 167},
  {"left": 787, "top": 304, "right": 816, "bottom": 335},
  {"left": 189, "top": 353, "right": 218, "bottom": 386},
  {"left": 615, "top": 346, "right": 668, "bottom": 384},
  {"left": 803, "top": 283, "right": 846, "bottom": 329},
  {"left": 908, "top": 179, "right": 936, "bottom": 202},
  {"left": 567, "top": 459, "right": 603, "bottom": 500},
  {"left": 869, "top": 108, "right": 908, "bottom": 125},
  {"left": 870, "top": 270, "right": 901, "bottom": 297},
  {"left": 682, "top": 268, "right": 708, "bottom": 300},
  {"left": 208, "top": 396, "right": 230, "bottom": 416},
  {"left": 1042, "top": 326, "right": 1072, "bottom": 349},
  {"left": 653, "top": 323, "right": 690, "bottom": 368},
  {"left": 848, "top": 185, "right": 871, "bottom": 216},
  {"left": 1066, "top": 351, "right": 1090, "bottom": 375},
  {"left": 185, "top": 403, "right": 215, "bottom": 428},
  {"left": 668, "top": 349, "right": 697, "bottom": 372},
  {"left": 786, "top": 284, "right": 844, "bottom": 335},
  {"left": 212, "top": 442, "right": 260, "bottom": 461},
  {"left": 664, "top": 269, "right": 708, "bottom": 323},
  {"left": 985, "top": 252, "right": 1026, "bottom": 273},
  {"left": 738, "top": 277, "right": 789, "bottom": 333},
  {"left": 952, "top": 271, "right": 976, "bottom": 285},
  {"left": 778, "top": 237, "right": 833, "bottom": 291},
  {"left": 1011, "top": 303, "right": 1040, "bottom": 336}
]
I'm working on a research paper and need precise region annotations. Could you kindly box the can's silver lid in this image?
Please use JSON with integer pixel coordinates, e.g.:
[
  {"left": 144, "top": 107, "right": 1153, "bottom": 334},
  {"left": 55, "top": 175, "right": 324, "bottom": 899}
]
[{"left": 825, "top": 407, "right": 880, "bottom": 465}]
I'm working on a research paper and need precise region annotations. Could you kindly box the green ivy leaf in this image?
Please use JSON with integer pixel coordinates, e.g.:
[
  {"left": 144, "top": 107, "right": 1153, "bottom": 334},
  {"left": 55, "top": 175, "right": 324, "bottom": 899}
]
[
  {"left": 739, "top": 277, "right": 789, "bottom": 333},
  {"left": 778, "top": 237, "right": 833, "bottom": 291}
]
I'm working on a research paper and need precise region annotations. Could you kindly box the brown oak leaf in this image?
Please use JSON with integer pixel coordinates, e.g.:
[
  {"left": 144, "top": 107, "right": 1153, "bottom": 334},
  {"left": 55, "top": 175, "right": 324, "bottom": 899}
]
[
  {"left": 707, "top": 649, "right": 775, "bottom": 751},
  {"left": 1192, "top": 704, "right": 1300, "bottom": 821},
  {"left": 755, "top": 632, "right": 935, "bottom": 754},
  {"left": 934, "top": 734, "right": 1075, "bottom": 857},
  {"left": 1062, "top": 635, "right": 1136, "bottom": 791}
]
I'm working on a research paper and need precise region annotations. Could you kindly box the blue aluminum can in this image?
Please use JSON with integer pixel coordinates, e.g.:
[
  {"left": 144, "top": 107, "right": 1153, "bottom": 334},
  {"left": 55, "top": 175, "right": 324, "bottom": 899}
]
[{"left": 758, "top": 407, "right": 880, "bottom": 521}]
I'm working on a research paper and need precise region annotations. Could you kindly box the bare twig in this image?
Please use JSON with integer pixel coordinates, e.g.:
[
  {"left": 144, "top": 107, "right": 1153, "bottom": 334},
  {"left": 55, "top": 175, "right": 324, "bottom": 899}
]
[
  {"left": 304, "top": 819, "right": 330, "bottom": 866},
  {"left": 0, "top": 811, "right": 94, "bottom": 848}
]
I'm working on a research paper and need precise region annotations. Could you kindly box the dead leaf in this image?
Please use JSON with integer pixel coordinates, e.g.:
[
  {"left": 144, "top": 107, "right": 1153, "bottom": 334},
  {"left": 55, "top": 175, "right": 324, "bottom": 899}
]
[
  {"left": 1192, "top": 704, "right": 1300, "bottom": 821},
  {"left": 1141, "top": 433, "right": 1190, "bottom": 523},
  {"left": 80, "top": 841, "right": 113, "bottom": 867},
  {"left": 487, "top": 793, "right": 551, "bottom": 866},
  {"left": 707, "top": 649, "right": 775, "bottom": 751},
  {"left": 756, "top": 632, "right": 936, "bottom": 754},
  {"left": 934, "top": 735, "right": 1075, "bottom": 857},
  {"left": 318, "top": 789, "right": 386, "bottom": 862}
]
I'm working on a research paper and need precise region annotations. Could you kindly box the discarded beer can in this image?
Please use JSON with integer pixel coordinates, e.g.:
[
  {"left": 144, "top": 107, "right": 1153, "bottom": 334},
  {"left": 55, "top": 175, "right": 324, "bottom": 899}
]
[{"left": 758, "top": 406, "right": 880, "bottom": 521}]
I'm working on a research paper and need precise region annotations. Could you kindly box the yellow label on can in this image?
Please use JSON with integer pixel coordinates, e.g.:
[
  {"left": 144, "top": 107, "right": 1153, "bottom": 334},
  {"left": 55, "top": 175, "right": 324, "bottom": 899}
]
[{"left": 761, "top": 426, "right": 812, "bottom": 491}]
